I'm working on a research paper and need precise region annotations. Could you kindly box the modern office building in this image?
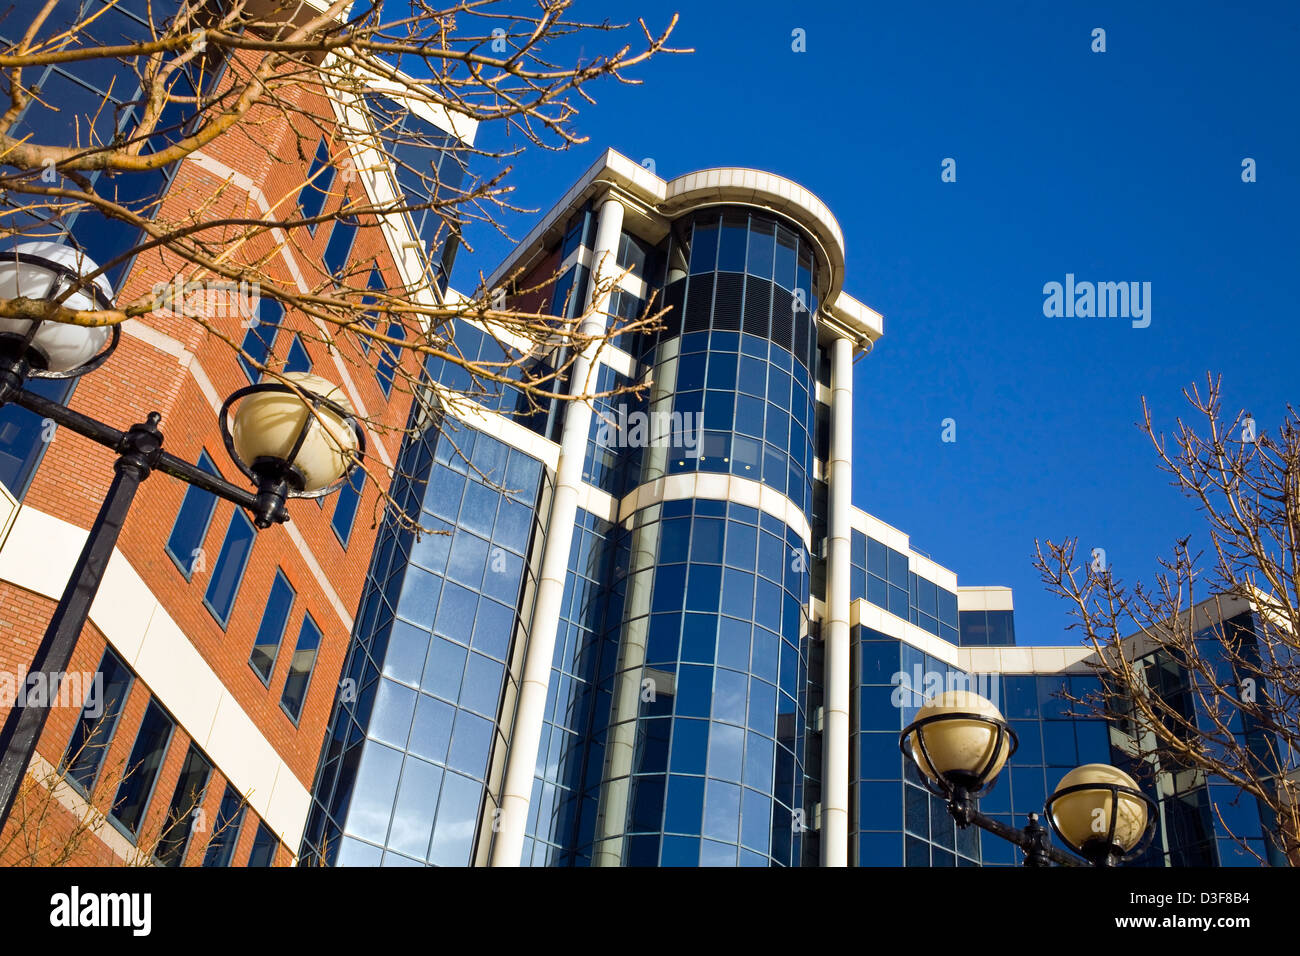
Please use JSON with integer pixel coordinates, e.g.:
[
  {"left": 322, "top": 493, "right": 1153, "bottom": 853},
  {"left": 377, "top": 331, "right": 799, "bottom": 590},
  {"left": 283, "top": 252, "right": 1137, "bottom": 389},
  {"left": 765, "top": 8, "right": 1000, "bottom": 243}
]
[
  {"left": 297, "top": 150, "right": 1289, "bottom": 867},
  {"left": 0, "top": 0, "right": 472, "bottom": 865},
  {"left": 0, "top": 7, "right": 1283, "bottom": 866}
]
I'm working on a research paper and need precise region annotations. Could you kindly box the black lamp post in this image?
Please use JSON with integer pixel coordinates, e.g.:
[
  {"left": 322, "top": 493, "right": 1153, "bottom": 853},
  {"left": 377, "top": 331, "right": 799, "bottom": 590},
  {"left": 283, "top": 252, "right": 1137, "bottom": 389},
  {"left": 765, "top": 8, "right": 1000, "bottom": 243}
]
[
  {"left": 0, "top": 241, "right": 366, "bottom": 831},
  {"left": 899, "top": 689, "right": 1158, "bottom": 867}
]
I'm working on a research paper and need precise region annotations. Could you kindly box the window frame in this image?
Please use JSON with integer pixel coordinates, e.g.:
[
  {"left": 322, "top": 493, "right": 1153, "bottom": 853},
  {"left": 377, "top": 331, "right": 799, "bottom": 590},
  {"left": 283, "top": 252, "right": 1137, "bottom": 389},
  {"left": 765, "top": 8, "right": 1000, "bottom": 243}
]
[
  {"left": 248, "top": 568, "right": 297, "bottom": 686},
  {"left": 164, "top": 450, "right": 222, "bottom": 581},
  {"left": 61, "top": 647, "right": 134, "bottom": 798},
  {"left": 330, "top": 469, "right": 365, "bottom": 549},
  {"left": 298, "top": 138, "right": 336, "bottom": 233},
  {"left": 280, "top": 612, "right": 323, "bottom": 725},
  {"left": 203, "top": 509, "right": 257, "bottom": 629},
  {"left": 107, "top": 697, "right": 176, "bottom": 839}
]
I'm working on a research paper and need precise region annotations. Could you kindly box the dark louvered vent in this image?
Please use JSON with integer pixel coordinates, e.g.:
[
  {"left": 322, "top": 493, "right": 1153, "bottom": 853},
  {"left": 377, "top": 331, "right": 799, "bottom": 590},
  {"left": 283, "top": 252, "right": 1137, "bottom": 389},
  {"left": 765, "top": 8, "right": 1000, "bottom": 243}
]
[
  {"left": 770, "top": 288, "right": 794, "bottom": 351},
  {"left": 712, "top": 273, "right": 744, "bottom": 330},
  {"left": 794, "top": 308, "right": 811, "bottom": 369},
  {"left": 743, "top": 277, "right": 771, "bottom": 337},
  {"left": 684, "top": 274, "right": 714, "bottom": 333},
  {"left": 656, "top": 278, "right": 685, "bottom": 351}
]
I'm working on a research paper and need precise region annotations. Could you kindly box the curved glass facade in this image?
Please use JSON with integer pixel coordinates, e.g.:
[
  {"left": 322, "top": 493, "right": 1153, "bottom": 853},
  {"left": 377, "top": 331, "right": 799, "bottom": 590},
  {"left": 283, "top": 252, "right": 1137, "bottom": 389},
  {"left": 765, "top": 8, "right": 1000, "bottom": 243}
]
[
  {"left": 301, "top": 414, "right": 548, "bottom": 867},
  {"left": 591, "top": 499, "right": 811, "bottom": 866},
  {"left": 633, "top": 208, "right": 820, "bottom": 515}
]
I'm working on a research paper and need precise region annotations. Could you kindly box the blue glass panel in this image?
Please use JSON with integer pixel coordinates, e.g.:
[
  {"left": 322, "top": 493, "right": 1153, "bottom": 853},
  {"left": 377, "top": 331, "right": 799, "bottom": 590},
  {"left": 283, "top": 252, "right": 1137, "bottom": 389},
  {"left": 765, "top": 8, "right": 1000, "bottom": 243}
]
[
  {"left": 249, "top": 569, "right": 295, "bottom": 682},
  {"left": 281, "top": 613, "right": 322, "bottom": 721},
  {"left": 204, "top": 510, "right": 256, "bottom": 627},
  {"left": 428, "top": 771, "right": 481, "bottom": 866},
  {"left": 669, "top": 719, "right": 708, "bottom": 775},
  {"left": 663, "top": 775, "right": 705, "bottom": 834},
  {"left": 165, "top": 451, "right": 221, "bottom": 579},
  {"left": 330, "top": 470, "right": 365, "bottom": 546},
  {"left": 707, "top": 722, "right": 744, "bottom": 781}
]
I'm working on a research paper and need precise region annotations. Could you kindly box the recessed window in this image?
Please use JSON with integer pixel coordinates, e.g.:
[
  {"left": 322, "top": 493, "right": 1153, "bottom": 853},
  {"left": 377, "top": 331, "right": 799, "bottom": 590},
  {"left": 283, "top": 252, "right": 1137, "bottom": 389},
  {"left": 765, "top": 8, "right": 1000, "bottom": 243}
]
[
  {"left": 204, "top": 510, "right": 256, "bottom": 628},
  {"left": 359, "top": 264, "right": 384, "bottom": 354},
  {"left": 109, "top": 699, "right": 175, "bottom": 835},
  {"left": 202, "top": 784, "right": 246, "bottom": 867},
  {"left": 299, "top": 139, "right": 335, "bottom": 229},
  {"left": 281, "top": 613, "right": 322, "bottom": 722},
  {"left": 247, "top": 821, "right": 279, "bottom": 866},
  {"left": 0, "top": 377, "right": 74, "bottom": 499},
  {"left": 165, "top": 451, "right": 222, "bottom": 580},
  {"left": 249, "top": 569, "right": 295, "bottom": 684},
  {"left": 155, "top": 743, "right": 212, "bottom": 867},
  {"left": 237, "top": 299, "right": 283, "bottom": 382},
  {"left": 323, "top": 214, "right": 358, "bottom": 279},
  {"left": 330, "top": 470, "right": 364, "bottom": 548},
  {"left": 376, "top": 322, "right": 404, "bottom": 397},
  {"left": 62, "top": 648, "right": 133, "bottom": 794},
  {"left": 284, "top": 333, "right": 312, "bottom": 373}
]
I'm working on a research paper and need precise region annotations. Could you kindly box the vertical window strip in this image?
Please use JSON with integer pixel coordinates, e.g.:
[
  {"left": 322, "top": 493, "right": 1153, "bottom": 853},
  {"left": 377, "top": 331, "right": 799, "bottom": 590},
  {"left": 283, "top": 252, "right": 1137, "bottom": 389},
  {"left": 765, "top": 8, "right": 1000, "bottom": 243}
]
[
  {"left": 249, "top": 569, "right": 296, "bottom": 684},
  {"left": 109, "top": 699, "right": 175, "bottom": 835},
  {"left": 164, "top": 451, "right": 222, "bottom": 580},
  {"left": 281, "top": 613, "right": 323, "bottom": 722},
  {"left": 203, "top": 510, "right": 256, "bottom": 627},
  {"left": 61, "top": 647, "right": 134, "bottom": 794}
]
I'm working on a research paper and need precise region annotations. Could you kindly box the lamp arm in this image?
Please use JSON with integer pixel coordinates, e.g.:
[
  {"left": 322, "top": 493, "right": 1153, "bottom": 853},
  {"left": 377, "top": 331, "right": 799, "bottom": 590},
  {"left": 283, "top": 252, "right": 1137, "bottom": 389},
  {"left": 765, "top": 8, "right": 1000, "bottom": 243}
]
[
  {"left": 960, "top": 805, "right": 1081, "bottom": 867},
  {"left": 7, "top": 384, "right": 284, "bottom": 523}
]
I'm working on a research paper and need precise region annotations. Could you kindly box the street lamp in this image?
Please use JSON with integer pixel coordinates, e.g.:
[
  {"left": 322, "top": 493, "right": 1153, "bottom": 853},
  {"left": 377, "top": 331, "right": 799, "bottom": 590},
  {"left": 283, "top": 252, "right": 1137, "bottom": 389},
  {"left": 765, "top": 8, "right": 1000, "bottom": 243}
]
[
  {"left": 0, "top": 241, "right": 365, "bottom": 829},
  {"left": 900, "top": 689, "right": 1158, "bottom": 867}
]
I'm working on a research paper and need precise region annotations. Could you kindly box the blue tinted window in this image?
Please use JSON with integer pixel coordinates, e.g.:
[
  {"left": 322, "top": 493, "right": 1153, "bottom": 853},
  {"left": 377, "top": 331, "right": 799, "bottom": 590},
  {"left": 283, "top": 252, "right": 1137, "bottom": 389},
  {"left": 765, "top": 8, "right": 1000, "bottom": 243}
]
[
  {"left": 154, "top": 744, "right": 211, "bottom": 867},
  {"left": 331, "top": 470, "right": 365, "bottom": 547},
  {"left": 247, "top": 821, "right": 279, "bottom": 866},
  {"left": 284, "top": 333, "right": 312, "bottom": 373},
  {"left": 249, "top": 569, "right": 295, "bottom": 683},
  {"left": 62, "top": 648, "right": 133, "bottom": 793},
  {"left": 204, "top": 510, "right": 256, "bottom": 627},
  {"left": 110, "top": 699, "right": 174, "bottom": 834},
  {"left": 202, "top": 784, "right": 246, "bottom": 867},
  {"left": 0, "top": 377, "right": 74, "bottom": 498},
  {"left": 299, "top": 139, "right": 335, "bottom": 225},
  {"left": 376, "top": 323, "right": 404, "bottom": 397},
  {"left": 323, "top": 216, "right": 358, "bottom": 278},
  {"left": 281, "top": 613, "right": 323, "bottom": 722},
  {"left": 237, "top": 299, "right": 282, "bottom": 382},
  {"left": 165, "top": 451, "right": 221, "bottom": 580}
]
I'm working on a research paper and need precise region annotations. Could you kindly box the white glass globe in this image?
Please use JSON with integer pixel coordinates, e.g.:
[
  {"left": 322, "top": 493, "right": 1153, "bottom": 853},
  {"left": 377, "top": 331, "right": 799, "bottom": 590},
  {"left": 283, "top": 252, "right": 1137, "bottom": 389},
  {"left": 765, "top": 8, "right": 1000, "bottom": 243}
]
[
  {"left": 231, "top": 372, "right": 359, "bottom": 492},
  {"left": 1050, "top": 763, "right": 1149, "bottom": 853},
  {"left": 0, "top": 241, "right": 113, "bottom": 373},
  {"left": 909, "top": 690, "right": 1013, "bottom": 786}
]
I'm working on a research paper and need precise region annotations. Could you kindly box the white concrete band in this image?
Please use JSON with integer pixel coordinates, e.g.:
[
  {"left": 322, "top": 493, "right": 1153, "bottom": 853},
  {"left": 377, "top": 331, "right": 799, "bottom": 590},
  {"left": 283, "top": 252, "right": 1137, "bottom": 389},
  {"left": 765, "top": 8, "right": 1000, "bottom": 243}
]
[
  {"left": 488, "top": 195, "right": 626, "bottom": 865},
  {"left": 821, "top": 335, "right": 853, "bottom": 866}
]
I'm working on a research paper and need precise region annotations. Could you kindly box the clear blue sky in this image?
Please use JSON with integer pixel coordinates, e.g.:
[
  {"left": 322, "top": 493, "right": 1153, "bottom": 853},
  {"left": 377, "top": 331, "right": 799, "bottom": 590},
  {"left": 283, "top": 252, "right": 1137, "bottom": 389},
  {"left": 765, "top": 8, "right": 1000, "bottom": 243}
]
[{"left": 450, "top": 0, "right": 1300, "bottom": 646}]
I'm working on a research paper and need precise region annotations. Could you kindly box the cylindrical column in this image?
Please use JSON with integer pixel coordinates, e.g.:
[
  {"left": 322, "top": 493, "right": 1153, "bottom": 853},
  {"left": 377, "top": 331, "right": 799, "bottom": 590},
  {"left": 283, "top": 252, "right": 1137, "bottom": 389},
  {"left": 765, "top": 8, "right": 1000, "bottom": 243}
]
[
  {"left": 821, "top": 335, "right": 853, "bottom": 866},
  {"left": 490, "top": 194, "right": 625, "bottom": 866}
]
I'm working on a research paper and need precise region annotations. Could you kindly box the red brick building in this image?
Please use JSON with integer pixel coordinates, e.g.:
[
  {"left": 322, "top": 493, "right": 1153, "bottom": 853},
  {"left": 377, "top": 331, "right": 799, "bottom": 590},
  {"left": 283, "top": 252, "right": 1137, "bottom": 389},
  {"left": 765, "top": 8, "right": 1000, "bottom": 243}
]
[{"left": 0, "top": 32, "right": 474, "bottom": 866}]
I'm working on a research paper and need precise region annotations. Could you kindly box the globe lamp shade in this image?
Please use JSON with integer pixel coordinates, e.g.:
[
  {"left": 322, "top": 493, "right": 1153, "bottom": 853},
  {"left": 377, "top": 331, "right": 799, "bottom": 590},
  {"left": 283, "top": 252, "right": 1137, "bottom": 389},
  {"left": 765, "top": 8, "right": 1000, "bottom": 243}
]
[
  {"left": 0, "top": 241, "right": 113, "bottom": 373},
  {"left": 908, "top": 690, "right": 1013, "bottom": 790},
  {"left": 231, "top": 372, "right": 358, "bottom": 492},
  {"left": 1048, "top": 763, "right": 1149, "bottom": 856}
]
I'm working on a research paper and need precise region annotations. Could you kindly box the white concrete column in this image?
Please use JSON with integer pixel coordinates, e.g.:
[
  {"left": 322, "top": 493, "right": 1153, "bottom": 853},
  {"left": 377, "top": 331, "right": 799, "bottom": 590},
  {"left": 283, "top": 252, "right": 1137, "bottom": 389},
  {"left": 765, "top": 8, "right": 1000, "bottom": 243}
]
[
  {"left": 490, "top": 194, "right": 625, "bottom": 866},
  {"left": 821, "top": 334, "right": 853, "bottom": 866}
]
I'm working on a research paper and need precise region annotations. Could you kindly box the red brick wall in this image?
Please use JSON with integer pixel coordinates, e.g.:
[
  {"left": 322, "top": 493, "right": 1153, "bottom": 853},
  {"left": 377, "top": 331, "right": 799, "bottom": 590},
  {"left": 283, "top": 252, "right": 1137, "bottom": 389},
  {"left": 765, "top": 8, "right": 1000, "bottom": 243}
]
[{"left": 0, "top": 52, "right": 429, "bottom": 864}]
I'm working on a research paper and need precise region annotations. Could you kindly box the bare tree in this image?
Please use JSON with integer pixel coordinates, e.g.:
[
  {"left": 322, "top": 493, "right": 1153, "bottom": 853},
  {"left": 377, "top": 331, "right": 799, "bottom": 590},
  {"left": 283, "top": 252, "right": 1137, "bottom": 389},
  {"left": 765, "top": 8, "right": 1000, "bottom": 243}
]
[
  {"left": 1035, "top": 374, "right": 1299, "bottom": 865},
  {"left": 0, "top": 0, "right": 682, "bottom": 521},
  {"left": 0, "top": 710, "right": 248, "bottom": 866}
]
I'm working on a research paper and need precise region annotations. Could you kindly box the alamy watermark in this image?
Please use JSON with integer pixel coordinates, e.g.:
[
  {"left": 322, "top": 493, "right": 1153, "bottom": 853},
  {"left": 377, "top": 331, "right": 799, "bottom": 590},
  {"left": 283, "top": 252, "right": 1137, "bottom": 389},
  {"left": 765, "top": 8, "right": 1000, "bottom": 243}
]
[
  {"left": 151, "top": 274, "right": 260, "bottom": 324},
  {"left": 0, "top": 669, "right": 102, "bottom": 715},
  {"left": 593, "top": 407, "right": 705, "bottom": 458},
  {"left": 1042, "top": 273, "right": 1151, "bottom": 328},
  {"left": 891, "top": 665, "right": 999, "bottom": 710}
]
